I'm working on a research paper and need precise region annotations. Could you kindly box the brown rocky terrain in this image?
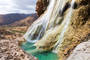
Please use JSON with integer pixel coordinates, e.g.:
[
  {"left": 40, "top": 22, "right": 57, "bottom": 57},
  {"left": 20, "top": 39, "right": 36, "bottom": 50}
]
[
  {"left": 0, "top": 39, "right": 37, "bottom": 60},
  {"left": 0, "top": 26, "right": 27, "bottom": 39},
  {"left": 0, "top": 26, "right": 37, "bottom": 60}
]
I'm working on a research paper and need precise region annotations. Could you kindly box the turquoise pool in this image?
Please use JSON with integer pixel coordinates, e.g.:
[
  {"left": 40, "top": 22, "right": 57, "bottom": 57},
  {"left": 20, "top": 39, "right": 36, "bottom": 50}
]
[{"left": 21, "top": 42, "right": 59, "bottom": 60}]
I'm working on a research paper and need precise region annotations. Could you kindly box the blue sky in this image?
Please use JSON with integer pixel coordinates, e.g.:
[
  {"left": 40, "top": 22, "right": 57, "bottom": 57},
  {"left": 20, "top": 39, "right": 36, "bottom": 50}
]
[{"left": 0, "top": 0, "right": 36, "bottom": 14}]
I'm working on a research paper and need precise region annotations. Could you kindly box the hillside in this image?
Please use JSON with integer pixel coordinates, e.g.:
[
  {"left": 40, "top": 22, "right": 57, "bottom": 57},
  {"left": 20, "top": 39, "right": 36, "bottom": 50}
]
[
  {"left": 0, "top": 13, "right": 38, "bottom": 26},
  {"left": 10, "top": 15, "right": 37, "bottom": 26}
]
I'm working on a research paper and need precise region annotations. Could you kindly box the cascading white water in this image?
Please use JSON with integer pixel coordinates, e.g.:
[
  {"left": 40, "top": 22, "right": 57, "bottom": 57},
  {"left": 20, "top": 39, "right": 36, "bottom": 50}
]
[
  {"left": 47, "top": 0, "right": 66, "bottom": 28},
  {"left": 53, "top": 0, "right": 75, "bottom": 53},
  {"left": 24, "top": 0, "right": 56, "bottom": 43},
  {"left": 50, "top": 0, "right": 71, "bottom": 28},
  {"left": 24, "top": 0, "right": 68, "bottom": 43}
]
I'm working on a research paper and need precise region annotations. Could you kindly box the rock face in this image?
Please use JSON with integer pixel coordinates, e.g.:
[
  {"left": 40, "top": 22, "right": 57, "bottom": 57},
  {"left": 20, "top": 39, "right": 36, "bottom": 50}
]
[
  {"left": 36, "top": 0, "right": 49, "bottom": 16},
  {"left": 67, "top": 40, "right": 90, "bottom": 60}
]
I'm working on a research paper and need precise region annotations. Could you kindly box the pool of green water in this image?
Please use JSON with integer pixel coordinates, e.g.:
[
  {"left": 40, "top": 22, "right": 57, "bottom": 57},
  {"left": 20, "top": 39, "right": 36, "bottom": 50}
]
[{"left": 21, "top": 42, "right": 59, "bottom": 60}]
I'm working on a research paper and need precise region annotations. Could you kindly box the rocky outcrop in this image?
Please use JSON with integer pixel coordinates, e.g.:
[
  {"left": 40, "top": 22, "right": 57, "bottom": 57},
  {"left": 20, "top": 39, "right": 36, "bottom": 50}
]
[
  {"left": 36, "top": 0, "right": 49, "bottom": 16},
  {"left": 67, "top": 40, "right": 90, "bottom": 60}
]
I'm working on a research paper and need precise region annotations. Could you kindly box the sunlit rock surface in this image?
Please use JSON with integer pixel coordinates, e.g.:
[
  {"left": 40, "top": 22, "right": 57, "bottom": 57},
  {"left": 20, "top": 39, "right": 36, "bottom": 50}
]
[{"left": 67, "top": 40, "right": 90, "bottom": 60}]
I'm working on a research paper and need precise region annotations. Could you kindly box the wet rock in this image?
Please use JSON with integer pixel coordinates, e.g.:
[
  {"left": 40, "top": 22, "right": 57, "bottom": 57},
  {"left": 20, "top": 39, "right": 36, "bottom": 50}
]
[
  {"left": 60, "top": 2, "right": 71, "bottom": 16},
  {"left": 72, "top": 2, "right": 78, "bottom": 9}
]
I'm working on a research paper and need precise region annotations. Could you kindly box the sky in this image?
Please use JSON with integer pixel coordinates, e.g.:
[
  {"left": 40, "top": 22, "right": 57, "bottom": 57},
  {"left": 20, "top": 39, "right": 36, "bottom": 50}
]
[{"left": 0, "top": 0, "right": 36, "bottom": 14}]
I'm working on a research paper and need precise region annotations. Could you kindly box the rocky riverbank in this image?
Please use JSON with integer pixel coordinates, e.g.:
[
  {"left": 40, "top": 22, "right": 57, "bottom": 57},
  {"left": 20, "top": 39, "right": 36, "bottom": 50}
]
[{"left": 0, "top": 26, "right": 38, "bottom": 60}]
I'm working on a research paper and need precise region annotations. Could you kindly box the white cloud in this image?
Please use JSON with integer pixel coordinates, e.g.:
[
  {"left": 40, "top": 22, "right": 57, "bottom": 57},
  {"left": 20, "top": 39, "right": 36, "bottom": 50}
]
[{"left": 0, "top": 0, "right": 36, "bottom": 14}]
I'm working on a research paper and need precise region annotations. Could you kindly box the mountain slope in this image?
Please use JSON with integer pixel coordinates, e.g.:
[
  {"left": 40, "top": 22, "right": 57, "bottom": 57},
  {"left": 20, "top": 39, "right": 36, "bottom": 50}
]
[
  {"left": 10, "top": 16, "right": 36, "bottom": 26},
  {"left": 0, "top": 13, "right": 38, "bottom": 26}
]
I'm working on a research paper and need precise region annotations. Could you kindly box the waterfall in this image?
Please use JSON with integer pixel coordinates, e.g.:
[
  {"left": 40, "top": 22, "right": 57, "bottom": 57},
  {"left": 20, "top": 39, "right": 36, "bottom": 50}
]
[
  {"left": 53, "top": 0, "right": 75, "bottom": 53},
  {"left": 24, "top": 0, "right": 75, "bottom": 53},
  {"left": 24, "top": 0, "right": 56, "bottom": 43},
  {"left": 22, "top": 0, "right": 89, "bottom": 60},
  {"left": 47, "top": 0, "right": 66, "bottom": 29},
  {"left": 24, "top": 0, "right": 68, "bottom": 43}
]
